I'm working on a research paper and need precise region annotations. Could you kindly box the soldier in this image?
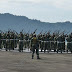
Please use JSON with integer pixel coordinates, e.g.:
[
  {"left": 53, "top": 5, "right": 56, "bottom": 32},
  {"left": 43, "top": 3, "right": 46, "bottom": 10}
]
[
  {"left": 54, "top": 35, "right": 57, "bottom": 52},
  {"left": 38, "top": 34, "right": 42, "bottom": 50},
  {"left": 66, "top": 33, "right": 72, "bottom": 53},
  {"left": 31, "top": 34, "right": 40, "bottom": 59},
  {"left": 57, "top": 34, "right": 65, "bottom": 53},
  {"left": 61, "top": 33, "right": 65, "bottom": 51},
  {"left": 2, "top": 33, "right": 7, "bottom": 49},
  {"left": 41, "top": 35, "right": 45, "bottom": 52},
  {"left": 6, "top": 31, "right": 11, "bottom": 51},
  {"left": 0, "top": 32, "right": 2, "bottom": 49},
  {"left": 24, "top": 34, "right": 27, "bottom": 48},
  {"left": 50, "top": 33, "right": 55, "bottom": 52},
  {"left": 29, "top": 33, "right": 33, "bottom": 51},
  {"left": 24, "top": 34, "right": 29, "bottom": 50},
  {"left": 46, "top": 33, "right": 51, "bottom": 53},
  {"left": 11, "top": 32, "right": 14, "bottom": 50},
  {"left": 65, "top": 34, "right": 68, "bottom": 51},
  {"left": 19, "top": 32, "right": 24, "bottom": 52},
  {"left": 44, "top": 35, "right": 48, "bottom": 53},
  {"left": 14, "top": 33, "right": 18, "bottom": 48}
]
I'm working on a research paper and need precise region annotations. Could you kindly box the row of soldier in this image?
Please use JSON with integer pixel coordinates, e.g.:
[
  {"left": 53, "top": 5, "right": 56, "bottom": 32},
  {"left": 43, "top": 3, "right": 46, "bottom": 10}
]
[{"left": 0, "top": 30, "right": 72, "bottom": 53}]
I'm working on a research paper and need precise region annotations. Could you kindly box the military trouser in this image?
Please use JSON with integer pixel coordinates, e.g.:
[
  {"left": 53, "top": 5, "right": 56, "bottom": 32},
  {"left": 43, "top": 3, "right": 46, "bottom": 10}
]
[
  {"left": 0, "top": 40, "right": 2, "bottom": 49},
  {"left": 54, "top": 42, "right": 57, "bottom": 52},
  {"left": 51, "top": 41, "right": 57, "bottom": 52},
  {"left": 19, "top": 42, "right": 24, "bottom": 52},
  {"left": 50, "top": 42, "right": 54, "bottom": 50},
  {"left": 14, "top": 40, "right": 17, "bottom": 48},
  {"left": 26, "top": 41, "right": 30, "bottom": 50},
  {"left": 67, "top": 43, "right": 72, "bottom": 53},
  {"left": 11, "top": 41, "right": 14, "bottom": 50},
  {"left": 6, "top": 40, "right": 11, "bottom": 51},
  {"left": 3, "top": 40, "right": 6, "bottom": 48},
  {"left": 24, "top": 41, "right": 26, "bottom": 48},
  {"left": 39, "top": 41, "right": 41, "bottom": 49},
  {"left": 41, "top": 41, "right": 44, "bottom": 52},
  {"left": 32, "top": 44, "right": 39, "bottom": 59},
  {"left": 44, "top": 42, "right": 48, "bottom": 53},
  {"left": 47, "top": 42, "right": 50, "bottom": 53},
  {"left": 62, "top": 42, "right": 65, "bottom": 50},
  {"left": 57, "top": 43, "right": 63, "bottom": 53}
]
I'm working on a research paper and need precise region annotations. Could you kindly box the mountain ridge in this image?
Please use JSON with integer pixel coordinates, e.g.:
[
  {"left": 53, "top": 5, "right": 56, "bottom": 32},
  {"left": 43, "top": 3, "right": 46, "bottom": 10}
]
[{"left": 0, "top": 13, "right": 71, "bottom": 34}]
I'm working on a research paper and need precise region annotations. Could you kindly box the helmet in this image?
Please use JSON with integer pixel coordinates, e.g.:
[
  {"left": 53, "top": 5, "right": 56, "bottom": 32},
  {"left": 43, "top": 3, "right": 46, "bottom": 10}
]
[{"left": 33, "top": 34, "right": 36, "bottom": 37}]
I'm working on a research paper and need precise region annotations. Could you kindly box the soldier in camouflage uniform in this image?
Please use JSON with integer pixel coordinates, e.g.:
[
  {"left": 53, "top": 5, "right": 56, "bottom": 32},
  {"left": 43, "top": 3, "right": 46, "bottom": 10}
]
[
  {"left": 24, "top": 34, "right": 27, "bottom": 48},
  {"left": 38, "top": 34, "right": 42, "bottom": 51},
  {"left": 41, "top": 35, "right": 45, "bottom": 52},
  {"left": 54, "top": 35, "right": 57, "bottom": 52},
  {"left": 6, "top": 31, "right": 11, "bottom": 51},
  {"left": 44, "top": 34, "right": 49, "bottom": 53},
  {"left": 50, "top": 33, "right": 55, "bottom": 52},
  {"left": 66, "top": 33, "right": 72, "bottom": 53},
  {"left": 19, "top": 32, "right": 24, "bottom": 52},
  {"left": 0, "top": 32, "right": 2, "bottom": 49},
  {"left": 14, "top": 33, "right": 18, "bottom": 48},
  {"left": 24, "top": 34, "right": 30, "bottom": 50},
  {"left": 57, "top": 34, "right": 65, "bottom": 53},
  {"left": 29, "top": 33, "right": 33, "bottom": 51},
  {"left": 31, "top": 34, "right": 40, "bottom": 59},
  {"left": 11, "top": 32, "right": 15, "bottom": 50},
  {"left": 61, "top": 33, "right": 65, "bottom": 51},
  {"left": 46, "top": 33, "right": 51, "bottom": 53},
  {"left": 3, "top": 33, "right": 7, "bottom": 48}
]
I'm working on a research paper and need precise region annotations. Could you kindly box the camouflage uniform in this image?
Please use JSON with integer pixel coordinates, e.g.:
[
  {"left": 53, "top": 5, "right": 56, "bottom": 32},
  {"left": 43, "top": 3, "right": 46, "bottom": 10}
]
[
  {"left": 31, "top": 34, "right": 40, "bottom": 59},
  {"left": 6, "top": 32, "right": 11, "bottom": 51},
  {"left": 44, "top": 35, "right": 49, "bottom": 53},
  {"left": 46, "top": 34, "right": 51, "bottom": 53},
  {"left": 66, "top": 34, "right": 72, "bottom": 53},
  {"left": 19, "top": 32, "right": 24, "bottom": 52},
  {"left": 41, "top": 35, "right": 45, "bottom": 52},
  {"left": 38, "top": 34, "right": 42, "bottom": 51},
  {"left": 25, "top": 34, "right": 29, "bottom": 49},
  {"left": 0, "top": 33, "right": 2, "bottom": 49},
  {"left": 61, "top": 34, "right": 65, "bottom": 51},
  {"left": 54, "top": 36, "right": 57, "bottom": 52},
  {"left": 57, "top": 35, "right": 65, "bottom": 53},
  {"left": 3, "top": 33, "right": 7, "bottom": 48},
  {"left": 11, "top": 33, "right": 14, "bottom": 50},
  {"left": 50, "top": 34, "right": 55, "bottom": 51},
  {"left": 14, "top": 33, "right": 17, "bottom": 48}
]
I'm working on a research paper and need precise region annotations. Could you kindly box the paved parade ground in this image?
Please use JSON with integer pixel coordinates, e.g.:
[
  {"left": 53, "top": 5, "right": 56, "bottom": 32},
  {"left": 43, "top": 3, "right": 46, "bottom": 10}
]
[{"left": 0, "top": 51, "right": 72, "bottom": 72}]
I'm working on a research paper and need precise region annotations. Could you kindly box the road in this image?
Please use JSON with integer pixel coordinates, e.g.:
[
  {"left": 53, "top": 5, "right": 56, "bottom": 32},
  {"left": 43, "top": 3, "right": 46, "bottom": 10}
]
[{"left": 0, "top": 51, "right": 72, "bottom": 72}]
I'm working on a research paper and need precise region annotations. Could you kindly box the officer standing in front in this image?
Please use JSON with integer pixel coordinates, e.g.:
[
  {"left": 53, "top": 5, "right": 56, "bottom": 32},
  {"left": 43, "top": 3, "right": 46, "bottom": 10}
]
[{"left": 31, "top": 34, "right": 40, "bottom": 59}]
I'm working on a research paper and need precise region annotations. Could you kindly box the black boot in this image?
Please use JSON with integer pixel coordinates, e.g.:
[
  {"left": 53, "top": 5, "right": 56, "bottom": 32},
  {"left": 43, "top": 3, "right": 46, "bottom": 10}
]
[
  {"left": 37, "top": 56, "right": 40, "bottom": 59},
  {"left": 32, "top": 55, "right": 34, "bottom": 59}
]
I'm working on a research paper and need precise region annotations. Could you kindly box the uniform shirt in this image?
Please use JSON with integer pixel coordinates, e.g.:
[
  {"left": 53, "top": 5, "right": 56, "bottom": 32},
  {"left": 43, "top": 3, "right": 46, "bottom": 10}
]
[{"left": 31, "top": 37, "right": 38, "bottom": 45}]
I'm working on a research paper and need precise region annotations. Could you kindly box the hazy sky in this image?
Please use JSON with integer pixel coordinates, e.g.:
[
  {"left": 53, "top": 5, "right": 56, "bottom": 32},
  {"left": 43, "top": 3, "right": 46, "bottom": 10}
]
[{"left": 0, "top": 0, "right": 72, "bottom": 22}]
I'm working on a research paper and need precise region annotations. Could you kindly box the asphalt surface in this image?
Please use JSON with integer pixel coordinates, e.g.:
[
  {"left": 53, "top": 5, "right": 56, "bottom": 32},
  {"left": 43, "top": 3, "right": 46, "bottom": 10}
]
[{"left": 0, "top": 51, "right": 72, "bottom": 72}]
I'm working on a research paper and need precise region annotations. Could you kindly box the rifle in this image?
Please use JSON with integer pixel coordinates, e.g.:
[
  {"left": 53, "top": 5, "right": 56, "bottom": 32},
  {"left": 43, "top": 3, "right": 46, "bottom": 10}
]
[
  {"left": 27, "top": 30, "right": 30, "bottom": 34},
  {"left": 47, "top": 30, "right": 51, "bottom": 34},
  {"left": 55, "top": 30, "right": 65, "bottom": 39},
  {"left": 39, "top": 30, "right": 43, "bottom": 34},
  {"left": 33, "top": 29, "right": 37, "bottom": 34}
]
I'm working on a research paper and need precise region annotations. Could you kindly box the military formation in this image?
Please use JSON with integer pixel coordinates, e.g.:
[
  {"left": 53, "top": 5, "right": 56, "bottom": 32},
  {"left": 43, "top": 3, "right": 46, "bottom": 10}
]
[{"left": 0, "top": 29, "right": 72, "bottom": 54}]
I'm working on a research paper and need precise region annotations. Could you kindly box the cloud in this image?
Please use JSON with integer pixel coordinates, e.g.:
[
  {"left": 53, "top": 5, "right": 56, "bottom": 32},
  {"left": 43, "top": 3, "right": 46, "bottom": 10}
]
[
  {"left": 0, "top": 0, "right": 72, "bottom": 22},
  {"left": 0, "top": 0, "right": 72, "bottom": 11},
  {"left": 52, "top": 0, "right": 72, "bottom": 9},
  {"left": 9, "top": 0, "right": 72, "bottom": 9},
  {"left": 9, "top": 0, "right": 40, "bottom": 3}
]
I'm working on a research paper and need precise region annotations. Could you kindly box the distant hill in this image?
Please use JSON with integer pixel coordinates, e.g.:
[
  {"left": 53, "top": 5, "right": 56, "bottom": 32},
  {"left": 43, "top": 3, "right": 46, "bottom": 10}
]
[{"left": 0, "top": 13, "right": 72, "bottom": 34}]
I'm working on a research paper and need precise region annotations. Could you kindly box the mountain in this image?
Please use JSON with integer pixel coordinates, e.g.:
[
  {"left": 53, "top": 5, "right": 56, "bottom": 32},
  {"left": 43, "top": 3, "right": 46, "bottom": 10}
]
[{"left": 0, "top": 13, "right": 72, "bottom": 34}]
